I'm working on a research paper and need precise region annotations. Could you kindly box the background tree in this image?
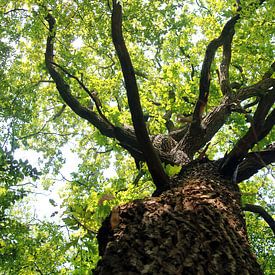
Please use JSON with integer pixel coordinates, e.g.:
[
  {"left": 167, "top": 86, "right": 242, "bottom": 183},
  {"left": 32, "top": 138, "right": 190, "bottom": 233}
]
[
  {"left": 0, "top": 0, "right": 274, "bottom": 274},
  {"left": 0, "top": 148, "right": 73, "bottom": 274}
]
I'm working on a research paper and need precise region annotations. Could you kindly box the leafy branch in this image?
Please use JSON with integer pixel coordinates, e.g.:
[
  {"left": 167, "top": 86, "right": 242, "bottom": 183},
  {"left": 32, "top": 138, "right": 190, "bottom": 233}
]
[
  {"left": 45, "top": 13, "right": 115, "bottom": 138},
  {"left": 174, "top": 0, "right": 272, "bottom": 163}
]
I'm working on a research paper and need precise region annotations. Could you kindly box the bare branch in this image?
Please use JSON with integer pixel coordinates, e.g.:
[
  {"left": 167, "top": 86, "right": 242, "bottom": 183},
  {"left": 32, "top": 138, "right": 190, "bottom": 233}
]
[
  {"left": 71, "top": 214, "right": 97, "bottom": 235},
  {"left": 258, "top": 108, "right": 275, "bottom": 141},
  {"left": 133, "top": 169, "right": 146, "bottom": 186},
  {"left": 235, "top": 0, "right": 241, "bottom": 12},
  {"left": 187, "top": 0, "right": 267, "bottom": 153},
  {"left": 189, "top": 76, "right": 274, "bottom": 158},
  {"left": 232, "top": 64, "right": 246, "bottom": 84},
  {"left": 52, "top": 104, "right": 66, "bottom": 120},
  {"left": 195, "top": 0, "right": 212, "bottom": 15},
  {"left": 111, "top": 0, "right": 169, "bottom": 193},
  {"left": 179, "top": 47, "right": 196, "bottom": 80},
  {"left": 242, "top": 204, "right": 275, "bottom": 236},
  {"left": 4, "top": 8, "right": 28, "bottom": 15},
  {"left": 243, "top": 98, "right": 259, "bottom": 110},
  {"left": 176, "top": 96, "right": 233, "bottom": 158},
  {"left": 34, "top": 262, "right": 44, "bottom": 275},
  {"left": 173, "top": 78, "right": 274, "bottom": 159},
  {"left": 178, "top": 15, "right": 240, "bottom": 158},
  {"left": 19, "top": 131, "right": 74, "bottom": 139},
  {"left": 45, "top": 13, "right": 115, "bottom": 138},
  {"left": 219, "top": 25, "right": 234, "bottom": 96},
  {"left": 134, "top": 69, "right": 149, "bottom": 79}
]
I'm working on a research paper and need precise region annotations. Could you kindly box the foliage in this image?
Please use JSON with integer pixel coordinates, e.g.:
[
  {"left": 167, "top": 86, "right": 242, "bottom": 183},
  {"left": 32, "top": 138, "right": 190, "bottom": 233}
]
[
  {"left": 240, "top": 174, "right": 275, "bottom": 273},
  {"left": 0, "top": 0, "right": 274, "bottom": 273},
  {"left": 0, "top": 149, "right": 64, "bottom": 274}
]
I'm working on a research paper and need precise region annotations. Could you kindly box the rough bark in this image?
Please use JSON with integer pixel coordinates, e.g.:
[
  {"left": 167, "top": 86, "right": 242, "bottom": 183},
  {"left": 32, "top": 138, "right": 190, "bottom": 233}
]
[{"left": 95, "top": 160, "right": 263, "bottom": 274}]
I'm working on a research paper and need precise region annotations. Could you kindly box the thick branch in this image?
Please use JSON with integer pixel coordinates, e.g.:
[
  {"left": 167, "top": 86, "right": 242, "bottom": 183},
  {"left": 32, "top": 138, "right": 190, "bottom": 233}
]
[
  {"left": 258, "top": 108, "right": 275, "bottom": 141},
  {"left": 237, "top": 145, "right": 275, "bottom": 182},
  {"left": 237, "top": 78, "right": 275, "bottom": 101},
  {"left": 193, "top": 15, "right": 239, "bottom": 125},
  {"left": 175, "top": 82, "right": 274, "bottom": 159},
  {"left": 111, "top": 1, "right": 169, "bottom": 193},
  {"left": 44, "top": 14, "right": 114, "bottom": 138},
  {"left": 176, "top": 96, "right": 233, "bottom": 158},
  {"left": 192, "top": 77, "right": 274, "bottom": 158},
  {"left": 171, "top": 79, "right": 274, "bottom": 160},
  {"left": 176, "top": 15, "right": 240, "bottom": 158},
  {"left": 221, "top": 89, "right": 275, "bottom": 175},
  {"left": 242, "top": 204, "right": 275, "bottom": 236},
  {"left": 219, "top": 27, "right": 234, "bottom": 96},
  {"left": 185, "top": 1, "right": 267, "bottom": 156}
]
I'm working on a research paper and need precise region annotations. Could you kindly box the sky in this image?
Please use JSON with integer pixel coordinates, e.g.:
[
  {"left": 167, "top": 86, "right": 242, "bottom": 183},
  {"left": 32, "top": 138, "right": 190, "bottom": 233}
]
[
  {"left": 14, "top": 146, "right": 80, "bottom": 221},
  {"left": 13, "top": 143, "right": 117, "bottom": 222}
]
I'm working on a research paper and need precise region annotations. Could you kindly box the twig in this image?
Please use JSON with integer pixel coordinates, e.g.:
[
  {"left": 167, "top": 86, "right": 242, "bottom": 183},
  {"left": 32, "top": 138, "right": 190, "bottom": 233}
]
[
  {"left": 195, "top": 0, "right": 212, "bottom": 15},
  {"left": 51, "top": 62, "right": 114, "bottom": 128},
  {"left": 71, "top": 214, "right": 97, "bottom": 235},
  {"left": 4, "top": 8, "right": 28, "bottom": 15},
  {"left": 133, "top": 169, "right": 146, "bottom": 186}
]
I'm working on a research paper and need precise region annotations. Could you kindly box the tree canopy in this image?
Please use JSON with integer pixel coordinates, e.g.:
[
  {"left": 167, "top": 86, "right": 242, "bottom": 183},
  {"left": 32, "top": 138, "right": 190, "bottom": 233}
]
[{"left": 0, "top": 0, "right": 274, "bottom": 273}]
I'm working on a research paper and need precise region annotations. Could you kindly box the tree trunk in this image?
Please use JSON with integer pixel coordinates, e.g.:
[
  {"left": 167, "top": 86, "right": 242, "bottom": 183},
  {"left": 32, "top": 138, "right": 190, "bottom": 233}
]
[{"left": 94, "top": 160, "right": 263, "bottom": 274}]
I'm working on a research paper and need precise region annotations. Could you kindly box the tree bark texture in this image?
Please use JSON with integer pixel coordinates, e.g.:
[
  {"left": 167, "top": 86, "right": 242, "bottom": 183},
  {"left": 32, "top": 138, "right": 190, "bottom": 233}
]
[{"left": 95, "top": 161, "right": 263, "bottom": 274}]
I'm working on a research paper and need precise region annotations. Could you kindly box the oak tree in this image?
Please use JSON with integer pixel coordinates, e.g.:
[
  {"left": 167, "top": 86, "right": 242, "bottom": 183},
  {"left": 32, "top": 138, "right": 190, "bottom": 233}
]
[{"left": 0, "top": 0, "right": 274, "bottom": 274}]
